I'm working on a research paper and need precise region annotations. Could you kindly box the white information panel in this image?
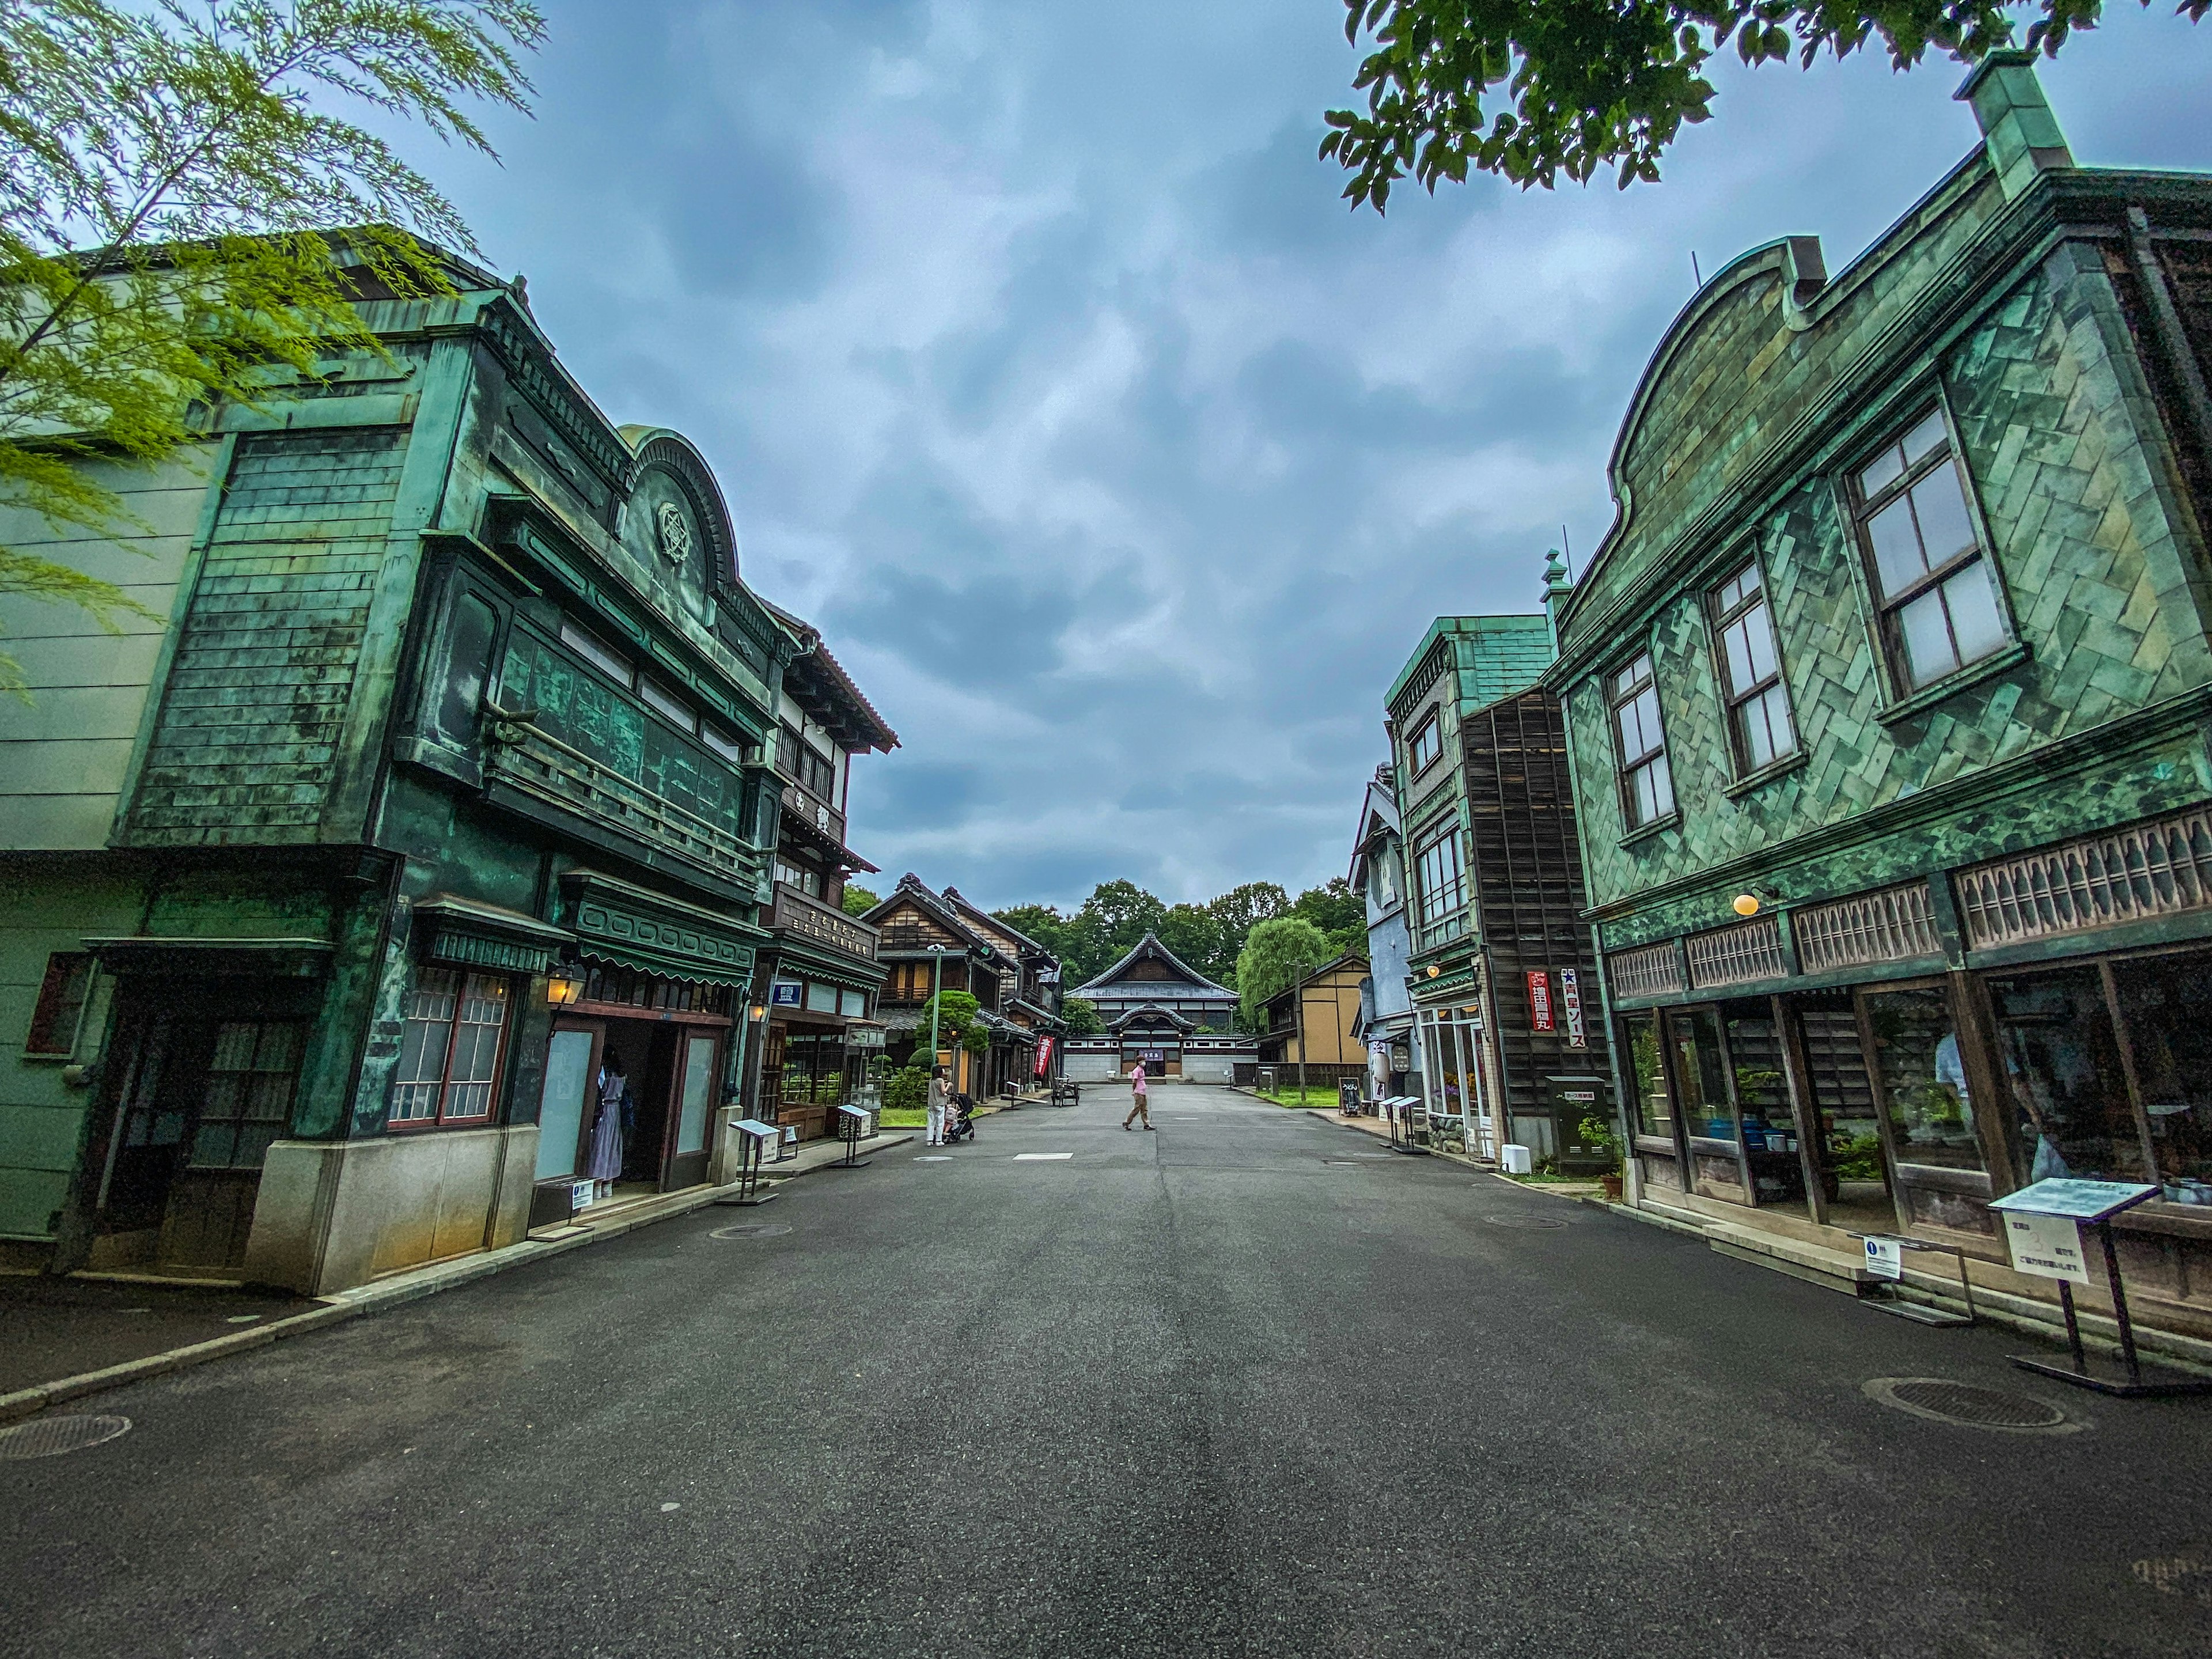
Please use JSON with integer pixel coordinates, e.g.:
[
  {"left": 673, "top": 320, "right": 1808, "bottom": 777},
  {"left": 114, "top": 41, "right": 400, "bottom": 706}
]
[
  {"left": 1863, "top": 1237, "right": 1904, "bottom": 1281},
  {"left": 2001, "top": 1209, "right": 2092, "bottom": 1284}
]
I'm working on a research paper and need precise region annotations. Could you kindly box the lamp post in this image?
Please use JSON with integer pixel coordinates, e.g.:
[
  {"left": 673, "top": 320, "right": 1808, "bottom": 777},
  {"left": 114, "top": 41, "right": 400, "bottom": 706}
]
[
  {"left": 1293, "top": 957, "right": 1314, "bottom": 1101},
  {"left": 927, "top": 944, "right": 948, "bottom": 1075}
]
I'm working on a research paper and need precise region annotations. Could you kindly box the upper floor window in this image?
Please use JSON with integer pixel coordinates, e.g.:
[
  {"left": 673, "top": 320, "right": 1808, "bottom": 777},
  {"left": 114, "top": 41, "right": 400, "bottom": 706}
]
[
  {"left": 22, "top": 952, "right": 93, "bottom": 1058},
  {"left": 1711, "top": 560, "right": 1795, "bottom": 772},
  {"left": 1609, "top": 652, "right": 1675, "bottom": 829},
  {"left": 1850, "top": 409, "right": 2006, "bottom": 690},
  {"left": 1408, "top": 713, "right": 1441, "bottom": 774},
  {"left": 1412, "top": 819, "right": 1465, "bottom": 926},
  {"left": 778, "top": 722, "right": 836, "bottom": 800},
  {"left": 775, "top": 858, "right": 824, "bottom": 899},
  {"left": 391, "top": 968, "right": 509, "bottom": 1127},
  {"left": 435, "top": 594, "right": 501, "bottom": 748},
  {"left": 559, "top": 620, "right": 632, "bottom": 684}
]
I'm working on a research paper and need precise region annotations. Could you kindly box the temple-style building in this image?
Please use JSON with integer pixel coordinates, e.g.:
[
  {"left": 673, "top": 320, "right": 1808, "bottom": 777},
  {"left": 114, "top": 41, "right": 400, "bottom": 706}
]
[{"left": 1063, "top": 933, "right": 1253, "bottom": 1082}]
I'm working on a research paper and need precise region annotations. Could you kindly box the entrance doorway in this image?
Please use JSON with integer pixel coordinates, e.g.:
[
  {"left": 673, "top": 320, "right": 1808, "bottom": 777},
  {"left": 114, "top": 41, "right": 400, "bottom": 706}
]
[{"left": 1793, "top": 998, "right": 1893, "bottom": 1233}]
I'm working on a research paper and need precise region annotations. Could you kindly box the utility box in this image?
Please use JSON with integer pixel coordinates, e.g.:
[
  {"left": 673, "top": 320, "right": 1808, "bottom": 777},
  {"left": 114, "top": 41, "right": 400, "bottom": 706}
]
[
  {"left": 1548, "top": 1075, "right": 1615, "bottom": 1176},
  {"left": 1501, "top": 1144, "right": 1534, "bottom": 1176}
]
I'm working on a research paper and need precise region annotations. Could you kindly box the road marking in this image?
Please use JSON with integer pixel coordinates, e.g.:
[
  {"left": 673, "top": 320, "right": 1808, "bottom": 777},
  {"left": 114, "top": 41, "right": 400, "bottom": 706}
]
[
  {"left": 913, "top": 1156, "right": 952, "bottom": 1161},
  {"left": 1013, "top": 1153, "right": 1074, "bottom": 1161}
]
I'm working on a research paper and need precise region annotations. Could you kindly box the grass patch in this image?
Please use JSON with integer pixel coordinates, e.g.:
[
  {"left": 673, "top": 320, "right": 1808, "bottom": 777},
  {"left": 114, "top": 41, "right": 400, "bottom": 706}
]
[
  {"left": 1256, "top": 1086, "right": 1357, "bottom": 1109},
  {"left": 1505, "top": 1172, "right": 1597, "bottom": 1185},
  {"left": 877, "top": 1107, "right": 929, "bottom": 1128}
]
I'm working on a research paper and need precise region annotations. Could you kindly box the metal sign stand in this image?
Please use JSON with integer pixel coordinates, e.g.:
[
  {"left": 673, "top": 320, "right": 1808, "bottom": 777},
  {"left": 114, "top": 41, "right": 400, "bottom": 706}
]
[
  {"left": 825, "top": 1102, "right": 872, "bottom": 1170},
  {"left": 1992, "top": 1180, "right": 2212, "bottom": 1399},
  {"left": 1850, "top": 1233, "right": 1976, "bottom": 1327},
  {"left": 714, "top": 1120, "right": 781, "bottom": 1207},
  {"left": 1384, "top": 1096, "right": 1426, "bottom": 1157}
]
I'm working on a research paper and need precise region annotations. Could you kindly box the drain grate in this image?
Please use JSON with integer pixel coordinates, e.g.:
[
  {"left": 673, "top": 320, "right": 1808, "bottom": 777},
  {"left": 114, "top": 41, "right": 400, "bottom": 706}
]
[
  {"left": 709, "top": 1223, "right": 793, "bottom": 1240},
  {"left": 0, "top": 1415, "right": 132, "bottom": 1460},
  {"left": 1484, "top": 1215, "right": 1569, "bottom": 1230},
  {"left": 1864, "top": 1376, "right": 2077, "bottom": 1432}
]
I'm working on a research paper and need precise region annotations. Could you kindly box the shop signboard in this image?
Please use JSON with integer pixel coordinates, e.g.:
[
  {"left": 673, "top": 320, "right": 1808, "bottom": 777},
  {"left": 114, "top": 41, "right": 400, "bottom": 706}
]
[
  {"left": 770, "top": 981, "right": 804, "bottom": 1008},
  {"left": 1527, "top": 971, "right": 1554, "bottom": 1033},
  {"left": 1559, "top": 967, "right": 1587, "bottom": 1050}
]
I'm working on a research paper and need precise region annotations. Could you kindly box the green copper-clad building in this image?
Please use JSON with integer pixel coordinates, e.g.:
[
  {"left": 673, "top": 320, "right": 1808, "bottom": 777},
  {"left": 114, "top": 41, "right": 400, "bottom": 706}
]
[
  {"left": 1548, "top": 56, "right": 2212, "bottom": 1341},
  {"left": 0, "top": 244, "right": 853, "bottom": 1291}
]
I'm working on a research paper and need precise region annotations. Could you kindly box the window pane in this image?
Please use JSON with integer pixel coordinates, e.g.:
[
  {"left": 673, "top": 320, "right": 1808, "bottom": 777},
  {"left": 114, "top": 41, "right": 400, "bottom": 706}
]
[
  {"left": 560, "top": 620, "right": 632, "bottom": 684},
  {"left": 1908, "top": 464, "right": 1977, "bottom": 566},
  {"left": 1631, "top": 764, "right": 1657, "bottom": 827},
  {"left": 1756, "top": 684, "right": 1794, "bottom": 764},
  {"left": 1988, "top": 968, "right": 2145, "bottom": 1183},
  {"left": 639, "top": 676, "right": 696, "bottom": 732},
  {"left": 1647, "top": 751, "right": 1674, "bottom": 817},
  {"left": 2109, "top": 951, "right": 2212, "bottom": 1196},
  {"left": 1902, "top": 410, "right": 1948, "bottom": 464},
  {"left": 1859, "top": 442, "right": 1906, "bottom": 500},
  {"left": 1626, "top": 1016, "right": 1672, "bottom": 1139},
  {"left": 1897, "top": 590, "right": 1958, "bottom": 688},
  {"left": 1725, "top": 1014, "right": 1793, "bottom": 1154},
  {"left": 393, "top": 969, "right": 459, "bottom": 1123},
  {"left": 1942, "top": 561, "right": 2006, "bottom": 664},
  {"left": 1740, "top": 695, "right": 1777, "bottom": 768},
  {"left": 701, "top": 725, "right": 750, "bottom": 766},
  {"left": 1865, "top": 497, "right": 1926, "bottom": 596},
  {"left": 1866, "top": 986, "right": 1987, "bottom": 1172},
  {"left": 1743, "top": 601, "right": 1778, "bottom": 683},
  {"left": 1722, "top": 618, "right": 1755, "bottom": 696},
  {"left": 437, "top": 596, "right": 497, "bottom": 745},
  {"left": 1668, "top": 1009, "right": 1736, "bottom": 1139}
]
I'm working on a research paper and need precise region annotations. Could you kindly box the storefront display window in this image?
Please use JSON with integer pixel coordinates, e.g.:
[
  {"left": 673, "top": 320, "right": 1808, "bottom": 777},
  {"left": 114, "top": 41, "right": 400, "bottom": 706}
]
[
  {"left": 2109, "top": 950, "right": 2212, "bottom": 1200},
  {"left": 1666, "top": 1008, "right": 1734, "bottom": 1140},
  {"left": 1624, "top": 1014, "right": 1671, "bottom": 1139},
  {"left": 1865, "top": 986, "right": 1984, "bottom": 1172},
  {"left": 1985, "top": 967, "right": 2141, "bottom": 1182},
  {"left": 1723, "top": 1012, "right": 1791, "bottom": 1155}
]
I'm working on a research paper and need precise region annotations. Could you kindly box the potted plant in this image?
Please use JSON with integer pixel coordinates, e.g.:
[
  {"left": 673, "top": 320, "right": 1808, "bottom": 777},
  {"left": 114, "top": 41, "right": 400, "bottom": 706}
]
[{"left": 1580, "top": 1113, "right": 1627, "bottom": 1201}]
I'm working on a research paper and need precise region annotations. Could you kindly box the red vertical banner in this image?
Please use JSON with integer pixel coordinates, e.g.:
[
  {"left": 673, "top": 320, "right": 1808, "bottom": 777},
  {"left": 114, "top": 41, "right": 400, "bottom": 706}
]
[
  {"left": 1527, "top": 971, "right": 1555, "bottom": 1032},
  {"left": 1033, "top": 1035, "right": 1054, "bottom": 1077}
]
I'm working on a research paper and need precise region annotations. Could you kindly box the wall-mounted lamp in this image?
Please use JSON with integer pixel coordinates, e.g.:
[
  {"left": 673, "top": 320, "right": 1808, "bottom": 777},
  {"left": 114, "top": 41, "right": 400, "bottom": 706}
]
[
  {"left": 1732, "top": 886, "right": 1781, "bottom": 918},
  {"left": 749, "top": 1001, "right": 768, "bottom": 1023},
  {"left": 547, "top": 969, "right": 584, "bottom": 1007},
  {"left": 1426, "top": 964, "right": 1441, "bottom": 979}
]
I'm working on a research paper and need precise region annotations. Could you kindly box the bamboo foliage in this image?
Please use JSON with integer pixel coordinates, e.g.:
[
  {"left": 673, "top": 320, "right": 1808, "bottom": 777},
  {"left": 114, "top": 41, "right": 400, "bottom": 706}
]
[{"left": 0, "top": 0, "right": 544, "bottom": 694}]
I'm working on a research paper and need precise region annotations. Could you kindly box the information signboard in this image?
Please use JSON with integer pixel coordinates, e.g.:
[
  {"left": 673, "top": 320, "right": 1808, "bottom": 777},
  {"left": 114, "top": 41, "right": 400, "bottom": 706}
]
[
  {"left": 1988, "top": 1179, "right": 2161, "bottom": 1222},
  {"left": 1559, "top": 968, "right": 1587, "bottom": 1049},
  {"left": 769, "top": 981, "right": 804, "bottom": 1008},
  {"left": 1527, "top": 971, "right": 1554, "bottom": 1033},
  {"left": 2001, "top": 1210, "right": 2093, "bottom": 1284},
  {"left": 1863, "top": 1237, "right": 1904, "bottom": 1281},
  {"left": 734, "top": 1119, "right": 778, "bottom": 1141}
]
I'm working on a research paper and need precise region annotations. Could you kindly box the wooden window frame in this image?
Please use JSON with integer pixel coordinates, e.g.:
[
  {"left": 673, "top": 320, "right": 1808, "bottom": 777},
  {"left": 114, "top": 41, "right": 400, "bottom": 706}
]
[
  {"left": 1411, "top": 816, "right": 1465, "bottom": 927},
  {"left": 389, "top": 967, "right": 512, "bottom": 1131},
  {"left": 22, "top": 951, "right": 94, "bottom": 1059},
  {"left": 1708, "top": 556, "right": 1796, "bottom": 775},
  {"left": 1607, "top": 652, "right": 1675, "bottom": 831},
  {"left": 1845, "top": 406, "right": 2009, "bottom": 694},
  {"left": 1407, "top": 711, "right": 1442, "bottom": 775}
]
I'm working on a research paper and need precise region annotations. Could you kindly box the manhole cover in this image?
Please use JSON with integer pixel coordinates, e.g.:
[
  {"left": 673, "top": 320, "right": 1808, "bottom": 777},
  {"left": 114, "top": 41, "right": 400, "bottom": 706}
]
[
  {"left": 0, "top": 1414, "right": 132, "bottom": 1460},
  {"left": 1484, "top": 1215, "right": 1569, "bottom": 1230},
  {"left": 709, "top": 1223, "right": 792, "bottom": 1240},
  {"left": 1863, "top": 1376, "right": 2079, "bottom": 1432}
]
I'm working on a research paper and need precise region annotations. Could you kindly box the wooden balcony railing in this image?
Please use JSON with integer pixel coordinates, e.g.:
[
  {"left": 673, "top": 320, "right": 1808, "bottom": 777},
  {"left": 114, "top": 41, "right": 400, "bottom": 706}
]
[
  {"left": 486, "top": 711, "right": 767, "bottom": 892},
  {"left": 771, "top": 882, "right": 880, "bottom": 962}
]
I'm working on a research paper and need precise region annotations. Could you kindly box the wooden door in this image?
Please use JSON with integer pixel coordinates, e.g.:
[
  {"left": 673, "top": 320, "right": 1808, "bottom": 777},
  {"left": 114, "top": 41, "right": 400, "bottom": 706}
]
[{"left": 665, "top": 1030, "right": 720, "bottom": 1191}]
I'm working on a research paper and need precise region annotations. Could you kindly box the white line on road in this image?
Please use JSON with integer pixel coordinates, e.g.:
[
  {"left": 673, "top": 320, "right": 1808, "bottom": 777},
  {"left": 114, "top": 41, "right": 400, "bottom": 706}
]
[{"left": 1013, "top": 1153, "right": 1074, "bottom": 1161}]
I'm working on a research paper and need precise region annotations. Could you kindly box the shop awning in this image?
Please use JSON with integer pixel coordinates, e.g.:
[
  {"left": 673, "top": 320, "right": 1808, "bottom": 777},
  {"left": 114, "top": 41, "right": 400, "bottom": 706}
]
[
  {"left": 413, "top": 895, "right": 573, "bottom": 976},
  {"left": 82, "top": 937, "right": 334, "bottom": 978},
  {"left": 560, "top": 869, "right": 767, "bottom": 990}
]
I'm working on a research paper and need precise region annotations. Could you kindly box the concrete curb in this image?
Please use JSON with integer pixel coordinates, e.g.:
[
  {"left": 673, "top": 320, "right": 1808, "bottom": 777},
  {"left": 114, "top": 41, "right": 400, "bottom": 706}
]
[{"left": 0, "top": 1132, "right": 912, "bottom": 1424}]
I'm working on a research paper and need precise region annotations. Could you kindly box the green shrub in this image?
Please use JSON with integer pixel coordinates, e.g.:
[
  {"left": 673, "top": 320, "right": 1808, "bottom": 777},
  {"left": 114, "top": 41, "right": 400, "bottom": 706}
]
[{"left": 884, "top": 1066, "right": 929, "bottom": 1114}]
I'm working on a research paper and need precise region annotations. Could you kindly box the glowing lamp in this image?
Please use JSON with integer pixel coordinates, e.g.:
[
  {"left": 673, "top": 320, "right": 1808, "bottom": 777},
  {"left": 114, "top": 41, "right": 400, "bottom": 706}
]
[
  {"left": 547, "top": 970, "right": 584, "bottom": 1007},
  {"left": 1732, "top": 893, "right": 1762, "bottom": 918}
]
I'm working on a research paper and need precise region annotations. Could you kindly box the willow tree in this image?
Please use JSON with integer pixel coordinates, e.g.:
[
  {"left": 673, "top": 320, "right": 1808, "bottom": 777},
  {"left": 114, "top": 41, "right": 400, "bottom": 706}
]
[{"left": 0, "top": 0, "right": 544, "bottom": 692}]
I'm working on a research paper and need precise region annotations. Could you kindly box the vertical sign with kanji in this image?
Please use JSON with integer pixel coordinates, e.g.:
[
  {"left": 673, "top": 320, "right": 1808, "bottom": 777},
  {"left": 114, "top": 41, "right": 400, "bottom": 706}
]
[
  {"left": 1527, "top": 971, "right": 1554, "bottom": 1033},
  {"left": 1559, "top": 967, "right": 1588, "bottom": 1049}
]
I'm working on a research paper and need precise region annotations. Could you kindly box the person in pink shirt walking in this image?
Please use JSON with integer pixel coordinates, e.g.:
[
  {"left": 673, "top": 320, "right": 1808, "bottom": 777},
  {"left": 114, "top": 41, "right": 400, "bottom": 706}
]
[{"left": 1123, "top": 1058, "right": 1153, "bottom": 1130}]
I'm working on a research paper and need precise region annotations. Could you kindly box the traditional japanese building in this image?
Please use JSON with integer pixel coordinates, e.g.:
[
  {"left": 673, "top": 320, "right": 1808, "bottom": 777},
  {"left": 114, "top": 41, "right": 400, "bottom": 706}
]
[
  {"left": 745, "top": 612, "right": 899, "bottom": 1143},
  {"left": 1548, "top": 56, "right": 2212, "bottom": 1339},
  {"left": 1384, "top": 613, "right": 1609, "bottom": 1161},
  {"left": 1349, "top": 762, "right": 1419, "bottom": 1099},
  {"left": 1253, "top": 952, "right": 1370, "bottom": 1087},
  {"left": 862, "top": 874, "right": 1014, "bottom": 1096},
  {"left": 1063, "top": 932, "right": 1252, "bottom": 1082},
  {"left": 937, "top": 887, "right": 1067, "bottom": 1092},
  {"left": 0, "top": 241, "right": 881, "bottom": 1291}
]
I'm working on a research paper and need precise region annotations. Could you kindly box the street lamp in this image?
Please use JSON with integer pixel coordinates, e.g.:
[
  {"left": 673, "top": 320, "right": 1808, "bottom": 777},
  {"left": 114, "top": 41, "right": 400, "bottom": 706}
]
[
  {"left": 927, "top": 944, "right": 949, "bottom": 1075},
  {"left": 546, "top": 968, "right": 584, "bottom": 1007}
]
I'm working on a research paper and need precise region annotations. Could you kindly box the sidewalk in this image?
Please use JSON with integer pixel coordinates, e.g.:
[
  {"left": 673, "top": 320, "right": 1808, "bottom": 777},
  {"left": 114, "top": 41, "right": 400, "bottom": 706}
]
[{"left": 0, "top": 1129, "right": 911, "bottom": 1422}]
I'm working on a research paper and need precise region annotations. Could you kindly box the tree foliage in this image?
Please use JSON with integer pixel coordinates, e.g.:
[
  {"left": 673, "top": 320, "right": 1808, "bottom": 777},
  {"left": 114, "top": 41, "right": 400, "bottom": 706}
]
[
  {"left": 1060, "top": 995, "right": 1104, "bottom": 1037},
  {"left": 1321, "top": 1, "right": 2203, "bottom": 209},
  {"left": 1236, "top": 917, "right": 1336, "bottom": 1024},
  {"left": 841, "top": 882, "right": 880, "bottom": 917},
  {"left": 0, "top": 0, "right": 543, "bottom": 691},
  {"left": 918, "top": 988, "right": 989, "bottom": 1056},
  {"left": 991, "top": 902, "right": 1073, "bottom": 961}
]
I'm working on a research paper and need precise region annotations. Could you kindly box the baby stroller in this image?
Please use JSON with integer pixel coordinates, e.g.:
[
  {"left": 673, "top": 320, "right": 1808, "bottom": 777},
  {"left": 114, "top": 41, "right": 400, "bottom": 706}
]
[{"left": 946, "top": 1093, "right": 978, "bottom": 1145}]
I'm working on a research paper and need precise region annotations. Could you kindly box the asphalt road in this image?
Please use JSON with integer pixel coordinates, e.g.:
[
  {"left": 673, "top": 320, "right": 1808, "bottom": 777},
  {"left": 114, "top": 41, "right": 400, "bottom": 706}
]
[{"left": 7, "top": 1084, "right": 2211, "bottom": 1658}]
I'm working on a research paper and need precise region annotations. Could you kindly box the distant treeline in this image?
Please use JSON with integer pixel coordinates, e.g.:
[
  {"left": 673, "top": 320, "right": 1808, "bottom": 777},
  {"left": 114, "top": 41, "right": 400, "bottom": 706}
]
[{"left": 990, "top": 878, "right": 1365, "bottom": 991}]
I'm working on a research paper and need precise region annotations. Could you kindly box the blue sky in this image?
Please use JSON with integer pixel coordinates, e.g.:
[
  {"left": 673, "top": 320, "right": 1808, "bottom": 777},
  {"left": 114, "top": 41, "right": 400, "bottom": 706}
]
[{"left": 426, "top": 3, "right": 2212, "bottom": 910}]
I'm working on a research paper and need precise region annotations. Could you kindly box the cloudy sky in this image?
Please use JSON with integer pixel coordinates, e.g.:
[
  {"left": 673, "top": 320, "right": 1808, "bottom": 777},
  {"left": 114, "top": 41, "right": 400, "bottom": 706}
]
[{"left": 429, "top": 2, "right": 2210, "bottom": 911}]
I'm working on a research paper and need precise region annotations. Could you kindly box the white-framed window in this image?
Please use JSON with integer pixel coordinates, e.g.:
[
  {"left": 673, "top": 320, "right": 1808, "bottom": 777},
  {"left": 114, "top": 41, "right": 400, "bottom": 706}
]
[
  {"left": 638, "top": 675, "right": 697, "bottom": 733},
  {"left": 1609, "top": 652, "right": 1675, "bottom": 829},
  {"left": 1412, "top": 819, "right": 1465, "bottom": 926},
  {"left": 1711, "top": 560, "right": 1796, "bottom": 772},
  {"left": 1850, "top": 408, "right": 2006, "bottom": 690},
  {"left": 1408, "top": 712, "right": 1441, "bottom": 773},
  {"left": 391, "top": 968, "right": 509, "bottom": 1126},
  {"left": 559, "top": 620, "right": 633, "bottom": 684}
]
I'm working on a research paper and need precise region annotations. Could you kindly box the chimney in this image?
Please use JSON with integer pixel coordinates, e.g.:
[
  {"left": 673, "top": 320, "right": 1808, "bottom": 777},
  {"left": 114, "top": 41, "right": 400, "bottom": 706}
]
[
  {"left": 1541, "top": 550, "right": 1573, "bottom": 654},
  {"left": 1956, "top": 49, "right": 2073, "bottom": 202}
]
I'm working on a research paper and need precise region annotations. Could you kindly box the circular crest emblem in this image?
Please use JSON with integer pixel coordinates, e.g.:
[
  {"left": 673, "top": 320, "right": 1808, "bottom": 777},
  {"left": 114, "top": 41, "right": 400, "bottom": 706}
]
[{"left": 654, "top": 499, "right": 693, "bottom": 565}]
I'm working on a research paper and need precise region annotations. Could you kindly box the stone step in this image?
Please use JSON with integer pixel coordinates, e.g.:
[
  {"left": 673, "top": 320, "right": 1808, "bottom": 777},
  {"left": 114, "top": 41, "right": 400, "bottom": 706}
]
[{"left": 1704, "top": 1218, "right": 1876, "bottom": 1296}]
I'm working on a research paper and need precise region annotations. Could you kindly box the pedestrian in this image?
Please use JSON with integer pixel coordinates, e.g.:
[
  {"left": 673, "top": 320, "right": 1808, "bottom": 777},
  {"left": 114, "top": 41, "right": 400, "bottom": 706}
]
[
  {"left": 926, "top": 1063, "right": 952, "bottom": 1147},
  {"left": 588, "top": 1048, "right": 628, "bottom": 1200},
  {"left": 1123, "top": 1058, "right": 1153, "bottom": 1131}
]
